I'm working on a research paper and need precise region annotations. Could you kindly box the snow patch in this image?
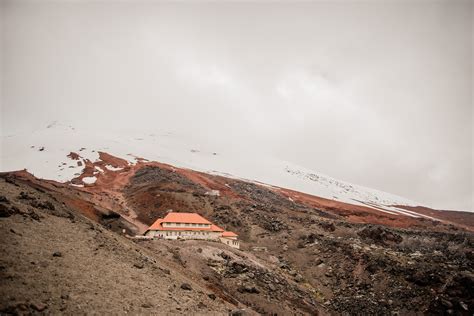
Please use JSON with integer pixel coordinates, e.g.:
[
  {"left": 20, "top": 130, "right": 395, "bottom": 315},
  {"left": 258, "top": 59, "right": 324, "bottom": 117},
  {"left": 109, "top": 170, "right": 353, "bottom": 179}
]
[
  {"left": 205, "top": 190, "right": 220, "bottom": 196},
  {"left": 2, "top": 120, "right": 428, "bottom": 215},
  {"left": 105, "top": 165, "right": 123, "bottom": 171},
  {"left": 82, "top": 176, "right": 97, "bottom": 184}
]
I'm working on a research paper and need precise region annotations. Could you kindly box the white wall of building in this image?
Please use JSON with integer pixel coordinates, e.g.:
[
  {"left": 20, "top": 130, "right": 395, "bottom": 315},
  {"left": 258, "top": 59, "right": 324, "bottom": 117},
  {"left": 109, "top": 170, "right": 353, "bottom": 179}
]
[
  {"left": 145, "top": 221, "right": 239, "bottom": 249},
  {"left": 219, "top": 237, "right": 240, "bottom": 249},
  {"left": 146, "top": 229, "right": 222, "bottom": 240}
]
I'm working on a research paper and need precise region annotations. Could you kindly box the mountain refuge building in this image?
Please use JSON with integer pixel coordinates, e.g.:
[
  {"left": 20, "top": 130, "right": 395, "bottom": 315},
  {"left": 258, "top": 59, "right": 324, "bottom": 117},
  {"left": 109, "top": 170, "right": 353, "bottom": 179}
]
[{"left": 144, "top": 212, "right": 239, "bottom": 249}]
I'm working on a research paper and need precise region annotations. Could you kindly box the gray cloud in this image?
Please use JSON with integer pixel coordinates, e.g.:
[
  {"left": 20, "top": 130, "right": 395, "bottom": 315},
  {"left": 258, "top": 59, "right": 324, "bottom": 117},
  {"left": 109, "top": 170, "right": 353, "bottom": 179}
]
[{"left": 1, "top": 0, "right": 472, "bottom": 210}]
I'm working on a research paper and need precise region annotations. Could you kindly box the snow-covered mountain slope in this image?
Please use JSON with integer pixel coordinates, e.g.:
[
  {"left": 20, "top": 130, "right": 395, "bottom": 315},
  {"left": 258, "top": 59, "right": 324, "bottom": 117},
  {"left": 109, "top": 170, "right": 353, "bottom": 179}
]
[{"left": 1, "top": 121, "right": 420, "bottom": 213}]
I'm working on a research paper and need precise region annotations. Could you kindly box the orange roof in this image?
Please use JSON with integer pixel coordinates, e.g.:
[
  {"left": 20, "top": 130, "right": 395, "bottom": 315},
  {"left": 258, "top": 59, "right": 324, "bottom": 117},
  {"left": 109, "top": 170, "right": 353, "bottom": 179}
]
[
  {"left": 210, "top": 224, "right": 224, "bottom": 232},
  {"left": 147, "top": 212, "right": 233, "bottom": 235},
  {"left": 222, "top": 231, "right": 238, "bottom": 237},
  {"left": 149, "top": 219, "right": 163, "bottom": 230},
  {"left": 147, "top": 213, "right": 225, "bottom": 232},
  {"left": 162, "top": 212, "right": 211, "bottom": 224}
]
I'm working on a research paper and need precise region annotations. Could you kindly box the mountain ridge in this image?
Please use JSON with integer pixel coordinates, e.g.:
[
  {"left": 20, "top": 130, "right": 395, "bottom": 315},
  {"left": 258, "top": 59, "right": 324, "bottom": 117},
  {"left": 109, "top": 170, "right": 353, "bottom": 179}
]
[
  {"left": 1, "top": 157, "right": 473, "bottom": 314},
  {"left": 3, "top": 121, "right": 458, "bottom": 217}
]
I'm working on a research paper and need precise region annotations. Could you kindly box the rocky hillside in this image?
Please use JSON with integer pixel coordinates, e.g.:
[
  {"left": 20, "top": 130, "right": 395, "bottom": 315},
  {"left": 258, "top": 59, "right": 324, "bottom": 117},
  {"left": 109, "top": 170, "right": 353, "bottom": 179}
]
[
  {"left": 0, "top": 155, "right": 473, "bottom": 315},
  {"left": 0, "top": 175, "right": 236, "bottom": 315}
]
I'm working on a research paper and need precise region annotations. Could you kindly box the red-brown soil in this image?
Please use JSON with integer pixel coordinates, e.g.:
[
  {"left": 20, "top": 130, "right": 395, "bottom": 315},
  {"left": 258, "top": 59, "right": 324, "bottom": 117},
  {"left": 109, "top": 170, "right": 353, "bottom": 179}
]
[
  {"left": 396, "top": 205, "right": 474, "bottom": 231},
  {"left": 1, "top": 152, "right": 473, "bottom": 315},
  {"left": 49, "top": 151, "right": 474, "bottom": 233},
  {"left": 0, "top": 177, "right": 236, "bottom": 315}
]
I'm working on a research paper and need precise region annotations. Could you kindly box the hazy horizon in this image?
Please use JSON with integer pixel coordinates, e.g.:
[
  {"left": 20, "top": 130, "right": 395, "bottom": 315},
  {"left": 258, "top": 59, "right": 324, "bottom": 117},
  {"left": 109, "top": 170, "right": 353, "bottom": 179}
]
[{"left": 1, "top": 0, "right": 473, "bottom": 211}]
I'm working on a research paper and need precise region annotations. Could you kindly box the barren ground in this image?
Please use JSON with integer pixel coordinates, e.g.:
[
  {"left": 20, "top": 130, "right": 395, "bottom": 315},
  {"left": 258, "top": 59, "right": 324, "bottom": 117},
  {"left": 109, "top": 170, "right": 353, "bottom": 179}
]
[{"left": 0, "top": 156, "right": 473, "bottom": 315}]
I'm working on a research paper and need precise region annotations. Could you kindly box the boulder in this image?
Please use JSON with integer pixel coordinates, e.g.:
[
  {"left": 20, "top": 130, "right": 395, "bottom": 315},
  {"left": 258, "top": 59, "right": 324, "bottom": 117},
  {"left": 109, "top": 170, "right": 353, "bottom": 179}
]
[{"left": 180, "top": 283, "right": 192, "bottom": 291}]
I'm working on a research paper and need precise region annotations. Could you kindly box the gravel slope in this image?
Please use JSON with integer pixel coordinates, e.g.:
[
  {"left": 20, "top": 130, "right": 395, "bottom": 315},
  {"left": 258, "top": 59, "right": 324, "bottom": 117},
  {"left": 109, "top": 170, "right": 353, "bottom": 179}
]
[{"left": 0, "top": 177, "right": 236, "bottom": 315}]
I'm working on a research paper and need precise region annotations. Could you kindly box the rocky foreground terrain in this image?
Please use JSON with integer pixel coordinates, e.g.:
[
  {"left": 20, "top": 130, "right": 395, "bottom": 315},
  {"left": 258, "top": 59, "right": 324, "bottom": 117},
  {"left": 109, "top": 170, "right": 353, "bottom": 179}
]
[{"left": 0, "top": 154, "right": 473, "bottom": 315}]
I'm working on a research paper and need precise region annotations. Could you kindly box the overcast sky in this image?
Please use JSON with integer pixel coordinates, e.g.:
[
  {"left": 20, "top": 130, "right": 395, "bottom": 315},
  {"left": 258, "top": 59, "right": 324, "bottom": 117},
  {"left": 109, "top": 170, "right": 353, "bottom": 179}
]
[{"left": 1, "top": 0, "right": 473, "bottom": 211}]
